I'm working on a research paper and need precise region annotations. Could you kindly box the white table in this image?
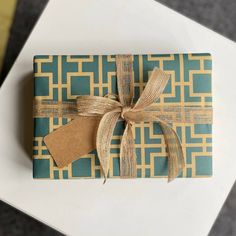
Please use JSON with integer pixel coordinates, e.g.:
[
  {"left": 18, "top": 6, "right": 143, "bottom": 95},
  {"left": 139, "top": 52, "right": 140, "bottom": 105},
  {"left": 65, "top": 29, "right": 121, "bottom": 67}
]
[{"left": 0, "top": 0, "right": 236, "bottom": 235}]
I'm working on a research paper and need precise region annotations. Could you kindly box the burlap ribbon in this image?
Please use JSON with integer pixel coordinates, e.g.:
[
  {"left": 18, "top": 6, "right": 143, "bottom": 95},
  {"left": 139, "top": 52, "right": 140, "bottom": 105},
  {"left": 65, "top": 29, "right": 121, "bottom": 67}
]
[{"left": 34, "top": 55, "right": 212, "bottom": 182}]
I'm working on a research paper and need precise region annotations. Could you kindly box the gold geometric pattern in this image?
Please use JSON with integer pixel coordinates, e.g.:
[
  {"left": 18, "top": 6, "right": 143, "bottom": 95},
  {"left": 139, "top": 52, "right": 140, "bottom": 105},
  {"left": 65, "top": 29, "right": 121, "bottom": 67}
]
[{"left": 33, "top": 54, "right": 212, "bottom": 179}]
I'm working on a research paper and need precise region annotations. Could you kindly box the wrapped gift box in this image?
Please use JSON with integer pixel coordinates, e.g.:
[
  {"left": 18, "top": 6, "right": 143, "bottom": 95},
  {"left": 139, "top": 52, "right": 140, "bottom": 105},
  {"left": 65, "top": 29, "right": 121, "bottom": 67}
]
[{"left": 33, "top": 54, "right": 212, "bottom": 179}]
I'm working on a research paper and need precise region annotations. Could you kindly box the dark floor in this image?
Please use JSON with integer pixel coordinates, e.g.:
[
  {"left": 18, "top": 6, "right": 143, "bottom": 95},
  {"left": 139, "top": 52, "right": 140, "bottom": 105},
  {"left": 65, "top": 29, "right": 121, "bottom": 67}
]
[{"left": 0, "top": 0, "right": 236, "bottom": 235}]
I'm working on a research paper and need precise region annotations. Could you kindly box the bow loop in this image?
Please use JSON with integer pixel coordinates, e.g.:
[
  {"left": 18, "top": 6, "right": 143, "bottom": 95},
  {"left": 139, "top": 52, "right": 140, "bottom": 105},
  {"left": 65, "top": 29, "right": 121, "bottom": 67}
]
[
  {"left": 76, "top": 95, "right": 122, "bottom": 116},
  {"left": 133, "top": 68, "right": 170, "bottom": 111}
]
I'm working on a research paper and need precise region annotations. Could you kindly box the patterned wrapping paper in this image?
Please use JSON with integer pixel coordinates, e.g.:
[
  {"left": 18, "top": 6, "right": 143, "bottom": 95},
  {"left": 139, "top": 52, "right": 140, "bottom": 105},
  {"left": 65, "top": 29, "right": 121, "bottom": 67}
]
[{"left": 33, "top": 53, "right": 212, "bottom": 179}]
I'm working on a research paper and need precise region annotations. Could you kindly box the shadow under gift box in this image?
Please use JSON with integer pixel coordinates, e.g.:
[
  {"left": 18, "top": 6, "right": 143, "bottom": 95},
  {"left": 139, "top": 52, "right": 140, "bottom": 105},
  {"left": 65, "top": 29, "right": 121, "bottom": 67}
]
[{"left": 33, "top": 54, "right": 212, "bottom": 179}]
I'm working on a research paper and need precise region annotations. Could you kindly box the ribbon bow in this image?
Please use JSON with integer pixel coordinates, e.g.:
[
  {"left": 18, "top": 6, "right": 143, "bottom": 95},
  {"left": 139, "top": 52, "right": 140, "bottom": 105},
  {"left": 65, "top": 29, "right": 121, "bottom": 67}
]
[{"left": 76, "top": 55, "right": 184, "bottom": 182}]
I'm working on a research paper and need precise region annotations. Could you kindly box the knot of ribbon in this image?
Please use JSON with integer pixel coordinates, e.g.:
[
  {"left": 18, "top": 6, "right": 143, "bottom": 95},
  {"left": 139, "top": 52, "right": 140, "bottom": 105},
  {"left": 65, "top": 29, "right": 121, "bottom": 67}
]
[
  {"left": 36, "top": 54, "right": 212, "bottom": 182},
  {"left": 121, "top": 106, "right": 132, "bottom": 120}
]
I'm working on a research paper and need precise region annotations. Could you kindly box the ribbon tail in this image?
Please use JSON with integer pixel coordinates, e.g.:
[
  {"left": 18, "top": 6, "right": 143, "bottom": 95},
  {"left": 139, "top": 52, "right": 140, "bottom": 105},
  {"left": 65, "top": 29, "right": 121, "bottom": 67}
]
[
  {"left": 96, "top": 110, "right": 120, "bottom": 181},
  {"left": 159, "top": 122, "right": 185, "bottom": 182},
  {"left": 120, "top": 122, "right": 136, "bottom": 178}
]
